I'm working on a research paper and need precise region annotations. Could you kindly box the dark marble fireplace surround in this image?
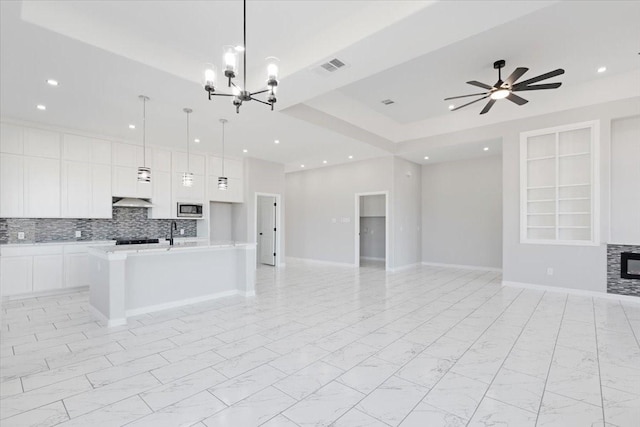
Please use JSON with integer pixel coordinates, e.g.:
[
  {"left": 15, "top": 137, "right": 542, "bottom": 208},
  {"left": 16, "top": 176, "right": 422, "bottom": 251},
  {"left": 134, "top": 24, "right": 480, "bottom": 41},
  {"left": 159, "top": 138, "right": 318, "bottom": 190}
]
[
  {"left": 607, "top": 244, "right": 640, "bottom": 297},
  {"left": 0, "top": 207, "right": 197, "bottom": 245}
]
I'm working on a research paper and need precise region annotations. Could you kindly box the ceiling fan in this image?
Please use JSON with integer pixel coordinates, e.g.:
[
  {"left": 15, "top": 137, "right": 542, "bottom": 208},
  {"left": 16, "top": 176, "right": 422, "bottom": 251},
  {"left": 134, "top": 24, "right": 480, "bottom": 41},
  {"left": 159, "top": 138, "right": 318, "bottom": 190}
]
[{"left": 445, "top": 59, "right": 565, "bottom": 114}]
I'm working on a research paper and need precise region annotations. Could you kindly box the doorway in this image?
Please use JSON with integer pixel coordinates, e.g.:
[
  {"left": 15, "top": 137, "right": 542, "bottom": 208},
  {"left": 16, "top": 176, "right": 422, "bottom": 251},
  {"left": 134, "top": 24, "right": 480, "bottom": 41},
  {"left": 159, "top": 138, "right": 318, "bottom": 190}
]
[
  {"left": 355, "top": 192, "right": 389, "bottom": 270},
  {"left": 256, "top": 193, "right": 280, "bottom": 267}
]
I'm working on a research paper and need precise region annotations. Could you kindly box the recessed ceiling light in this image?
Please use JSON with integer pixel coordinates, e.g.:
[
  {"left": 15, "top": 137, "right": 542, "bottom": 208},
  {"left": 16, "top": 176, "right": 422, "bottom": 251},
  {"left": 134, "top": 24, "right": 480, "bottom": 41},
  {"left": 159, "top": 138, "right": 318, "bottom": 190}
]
[
  {"left": 483, "top": 147, "right": 489, "bottom": 151},
  {"left": 46, "top": 79, "right": 59, "bottom": 86},
  {"left": 274, "top": 139, "right": 280, "bottom": 144},
  {"left": 194, "top": 138, "right": 200, "bottom": 143},
  {"left": 300, "top": 164, "right": 305, "bottom": 168},
  {"left": 36, "top": 104, "right": 46, "bottom": 110},
  {"left": 235, "top": 45, "right": 245, "bottom": 52},
  {"left": 348, "top": 155, "right": 353, "bottom": 159},
  {"left": 597, "top": 66, "right": 607, "bottom": 73},
  {"left": 323, "top": 160, "right": 327, "bottom": 164},
  {"left": 381, "top": 99, "right": 395, "bottom": 105},
  {"left": 424, "top": 156, "right": 429, "bottom": 160},
  {"left": 448, "top": 104, "right": 455, "bottom": 110},
  {"left": 243, "top": 149, "right": 248, "bottom": 153},
  {"left": 128, "top": 124, "right": 136, "bottom": 129}
]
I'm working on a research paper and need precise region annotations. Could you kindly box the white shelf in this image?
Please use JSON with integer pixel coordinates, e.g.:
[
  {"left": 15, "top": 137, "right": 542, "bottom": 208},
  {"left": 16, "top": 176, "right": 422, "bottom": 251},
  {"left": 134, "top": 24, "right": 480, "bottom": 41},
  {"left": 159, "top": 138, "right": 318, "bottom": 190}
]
[
  {"left": 558, "top": 183, "right": 590, "bottom": 188},
  {"left": 527, "top": 185, "right": 555, "bottom": 190},
  {"left": 527, "top": 155, "right": 555, "bottom": 161},
  {"left": 527, "top": 226, "right": 555, "bottom": 229},
  {"left": 558, "top": 226, "right": 590, "bottom": 229},
  {"left": 528, "top": 199, "right": 556, "bottom": 203},
  {"left": 559, "top": 197, "right": 590, "bottom": 201},
  {"left": 559, "top": 212, "right": 590, "bottom": 215},
  {"left": 527, "top": 213, "right": 555, "bottom": 216},
  {"left": 558, "top": 152, "right": 590, "bottom": 158}
]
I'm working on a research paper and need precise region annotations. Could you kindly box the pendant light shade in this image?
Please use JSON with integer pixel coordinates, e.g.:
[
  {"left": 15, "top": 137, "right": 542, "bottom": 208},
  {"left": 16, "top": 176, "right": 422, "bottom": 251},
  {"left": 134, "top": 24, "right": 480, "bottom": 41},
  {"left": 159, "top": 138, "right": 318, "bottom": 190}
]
[
  {"left": 182, "top": 108, "right": 194, "bottom": 187},
  {"left": 137, "top": 95, "right": 151, "bottom": 183},
  {"left": 218, "top": 118, "right": 228, "bottom": 191}
]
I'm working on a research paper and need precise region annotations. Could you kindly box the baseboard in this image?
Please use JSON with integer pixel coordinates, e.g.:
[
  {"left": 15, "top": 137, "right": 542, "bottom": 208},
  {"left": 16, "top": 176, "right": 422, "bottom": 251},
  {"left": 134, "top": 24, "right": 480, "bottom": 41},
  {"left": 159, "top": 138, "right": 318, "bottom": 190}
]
[
  {"left": 502, "top": 280, "right": 640, "bottom": 304},
  {"left": 286, "top": 257, "right": 357, "bottom": 268},
  {"left": 387, "top": 262, "right": 421, "bottom": 272},
  {"left": 125, "top": 289, "right": 241, "bottom": 317},
  {"left": 240, "top": 291, "right": 256, "bottom": 297},
  {"left": 421, "top": 261, "right": 502, "bottom": 272},
  {"left": 2, "top": 285, "right": 89, "bottom": 302},
  {"left": 360, "top": 256, "right": 385, "bottom": 261},
  {"left": 88, "top": 305, "right": 126, "bottom": 327}
]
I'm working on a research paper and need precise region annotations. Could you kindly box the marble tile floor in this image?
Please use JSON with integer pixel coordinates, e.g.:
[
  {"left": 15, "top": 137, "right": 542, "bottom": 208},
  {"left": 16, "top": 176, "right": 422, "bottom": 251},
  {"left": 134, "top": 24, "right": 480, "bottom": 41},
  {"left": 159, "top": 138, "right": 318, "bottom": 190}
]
[{"left": 1, "top": 260, "right": 639, "bottom": 427}]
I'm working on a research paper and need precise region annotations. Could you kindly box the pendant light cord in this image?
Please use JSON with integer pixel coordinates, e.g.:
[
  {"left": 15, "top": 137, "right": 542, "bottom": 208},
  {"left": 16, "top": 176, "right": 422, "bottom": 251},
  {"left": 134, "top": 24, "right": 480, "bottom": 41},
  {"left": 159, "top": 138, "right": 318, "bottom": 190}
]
[
  {"left": 222, "top": 121, "right": 225, "bottom": 176},
  {"left": 142, "top": 97, "right": 146, "bottom": 167},
  {"left": 243, "top": 0, "right": 247, "bottom": 90},
  {"left": 186, "top": 111, "right": 190, "bottom": 173}
]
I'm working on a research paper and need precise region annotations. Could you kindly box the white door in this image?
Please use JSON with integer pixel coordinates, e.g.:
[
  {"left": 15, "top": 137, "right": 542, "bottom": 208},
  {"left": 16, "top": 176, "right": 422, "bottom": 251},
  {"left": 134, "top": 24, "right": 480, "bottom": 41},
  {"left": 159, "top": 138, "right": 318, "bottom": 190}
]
[{"left": 258, "top": 196, "right": 276, "bottom": 266}]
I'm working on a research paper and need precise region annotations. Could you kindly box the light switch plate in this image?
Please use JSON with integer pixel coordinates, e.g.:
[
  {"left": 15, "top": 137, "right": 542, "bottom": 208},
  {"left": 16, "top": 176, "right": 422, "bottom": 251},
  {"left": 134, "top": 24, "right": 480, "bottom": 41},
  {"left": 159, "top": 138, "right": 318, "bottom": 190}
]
[
  {"left": 75, "top": 230, "right": 82, "bottom": 238},
  {"left": 17, "top": 231, "right": 25, "bottom": 240},
  {"left": 180, "top": 229, "right": 185, "bottom": 235}
]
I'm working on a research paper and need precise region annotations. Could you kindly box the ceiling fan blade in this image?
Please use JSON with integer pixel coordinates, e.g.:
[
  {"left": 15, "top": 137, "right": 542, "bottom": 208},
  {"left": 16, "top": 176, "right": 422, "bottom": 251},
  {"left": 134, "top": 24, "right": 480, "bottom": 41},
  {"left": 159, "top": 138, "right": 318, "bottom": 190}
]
[
  {"left": 444, "top": 92, "right": 488, "bottom": 101},
  {"left": 451, "top": 95, "right": 490, "bottom": 111},
  {"left": 513, "top": 68, "right": 565, "bottom": 87},
  {"left": 512, "top": 82, "right": 562, "bottom": 92},
  {"left": 479, "top": 99, "right": 496, "bottom": 115},
  {"left": 506, "top": 93, "right": 528, "bottom": 105},
  {"left": 466, "top": 80, "right": 494, "bottom": 90},
  {"left": 503, "top": 67, "right": 528, "bottom": 86}
]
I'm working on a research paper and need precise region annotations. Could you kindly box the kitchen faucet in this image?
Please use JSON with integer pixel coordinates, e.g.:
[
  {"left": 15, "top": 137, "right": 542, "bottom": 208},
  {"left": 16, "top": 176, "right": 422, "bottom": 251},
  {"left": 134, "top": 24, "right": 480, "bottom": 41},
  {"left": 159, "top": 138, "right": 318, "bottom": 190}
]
[{"left": 168, "top": 220, "right": 177, "bottom": 246}]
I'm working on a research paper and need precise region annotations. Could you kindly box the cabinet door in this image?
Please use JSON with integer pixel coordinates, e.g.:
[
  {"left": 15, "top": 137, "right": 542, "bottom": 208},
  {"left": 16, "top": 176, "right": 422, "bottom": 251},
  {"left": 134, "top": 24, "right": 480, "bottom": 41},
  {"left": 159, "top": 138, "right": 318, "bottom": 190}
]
[
  {"left": 33, "top": 255, "right": 63, "bottom": 292},
  {"left": 112, "top": 166, "right": 137, "bottom": 198},
  {"left": 148, "top": 171, "right": 172, "bottom": 218},
  {"left": 92, "top": 164, "right": 112, "bottom": 218},
  {"left": 227, "top": 178, "right": 244, "bottom": 202},
  {"left": 0, "top": 256, "right": 32, "bottom": 296},
  {"left": 62, "top": 161, "right": 92, "bottom": 218},
  {"left": 173, "top": 173, "right": 204, "bottom": 202},
  {"left": 152, "top": 148, "right": 172, "bottom": 172},
  {"left": 0, "top": 153, "right": 24, "bottom": 217},
  {"left": 0, "top": 123, "right": 23, "bottom": 154},
  {"left": 65, "top": 253, "right": 89, "bottom": 288},
  {"left": 23, "top": 128, "right": 60, "bottom": 159},
  {"left": 24, "top": 156, "right": 61, "bottom": 218},
  {"left": 224, "top": 159, "right": 243, "bottom": 179},
  {"left": 173, "top": 152, "right": 205, "bottom": 175},
  {"left": 112, "top": 143, "right": 143, "bottom": 167}
]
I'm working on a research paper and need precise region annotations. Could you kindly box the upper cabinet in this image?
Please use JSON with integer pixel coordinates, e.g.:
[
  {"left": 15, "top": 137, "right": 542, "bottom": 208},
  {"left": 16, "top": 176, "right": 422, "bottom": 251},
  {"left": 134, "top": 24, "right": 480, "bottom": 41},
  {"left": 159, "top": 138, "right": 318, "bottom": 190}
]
[
  {"left": 23, "top": 128, "right": 61, "bottom": 159},
  {"left": 63, "top": 134, "right": 111, "bottom": 164},
  {"left": 207, "top": 155, "right": 244, "bottom": 203},
  {"left": 24, "top": 156, "right": 61, "bottom": 218},
  {"left": 173, "top": 152, "right": 205, "bottom": 175},
  {"left": 111, "top": 142, "right": 152, "bottom": 199},
  {"left": 0, "top": 123, "right": 23, "bottom": 154},
  {"left": 0, "top": 154, "right": 25, "bottom": 217}
]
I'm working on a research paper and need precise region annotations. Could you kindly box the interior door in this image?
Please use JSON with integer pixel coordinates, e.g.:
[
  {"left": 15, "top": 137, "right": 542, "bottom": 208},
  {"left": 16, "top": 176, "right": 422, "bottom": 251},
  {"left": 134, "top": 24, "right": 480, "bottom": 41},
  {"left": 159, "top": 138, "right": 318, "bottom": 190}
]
[{"left": 259, "top": 196, "right": 276, "bottom": 266}]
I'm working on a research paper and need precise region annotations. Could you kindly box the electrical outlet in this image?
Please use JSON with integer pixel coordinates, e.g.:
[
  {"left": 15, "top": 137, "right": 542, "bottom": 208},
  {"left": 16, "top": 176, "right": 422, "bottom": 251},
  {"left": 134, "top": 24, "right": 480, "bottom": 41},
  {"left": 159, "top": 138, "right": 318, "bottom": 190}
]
[
  {"left": 17, "top": 231, "right": 25, "bottom": 240},
  {"left": 547, "top": 267, "right": 554, "bottom": 276},
  {"left": 180, "top": 229, "right": 184, "bottom": 235},
  {"left": 75, "top": 230, "right": 82, "bottom": 238}
]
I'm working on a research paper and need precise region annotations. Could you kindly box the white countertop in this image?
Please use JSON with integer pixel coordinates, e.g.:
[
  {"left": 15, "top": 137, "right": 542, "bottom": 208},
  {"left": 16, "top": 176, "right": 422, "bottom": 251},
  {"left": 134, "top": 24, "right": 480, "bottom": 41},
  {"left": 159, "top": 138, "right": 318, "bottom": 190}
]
[
  {"left": 0, "top": 237, "right": 208, "bottom": 249},
  {"left": 88, "top": 240, "right": 254, "bottom": 256}
]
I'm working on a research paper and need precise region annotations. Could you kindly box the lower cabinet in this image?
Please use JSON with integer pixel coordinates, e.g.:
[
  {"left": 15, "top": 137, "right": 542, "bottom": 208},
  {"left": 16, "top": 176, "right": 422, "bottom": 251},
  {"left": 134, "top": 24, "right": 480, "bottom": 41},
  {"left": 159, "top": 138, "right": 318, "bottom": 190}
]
[
  {"left": 0, "top": 256, "right": 32, "bottom": 296},
  {"left": 64, "top": 253, "right": 89, "bottom": 288},
  {"left": 33, "top": 255, "right": 64, "bottom": 292}
]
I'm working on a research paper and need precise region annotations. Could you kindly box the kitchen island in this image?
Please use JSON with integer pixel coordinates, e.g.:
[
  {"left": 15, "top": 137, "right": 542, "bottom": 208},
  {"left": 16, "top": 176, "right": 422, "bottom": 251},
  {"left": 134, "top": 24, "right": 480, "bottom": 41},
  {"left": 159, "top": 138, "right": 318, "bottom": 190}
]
[{"left": 87, "top": 241, "right": 256, "bottom": 326}]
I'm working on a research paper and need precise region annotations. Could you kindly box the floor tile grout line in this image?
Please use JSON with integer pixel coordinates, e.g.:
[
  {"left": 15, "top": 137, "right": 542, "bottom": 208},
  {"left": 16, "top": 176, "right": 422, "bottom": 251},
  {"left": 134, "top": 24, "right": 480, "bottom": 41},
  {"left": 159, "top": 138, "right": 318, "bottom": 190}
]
[
  {"left": 592, "top": 297, "right": 607, "bottom": 424},
  {"left": 618, "top": 300, "right": 640, "bottom": 349},
  {"left": 533, "top": 293, "right": 569, "bottom": 427},
  {"left": 462, "top": 289, "right": 547, "bottom": 424}
]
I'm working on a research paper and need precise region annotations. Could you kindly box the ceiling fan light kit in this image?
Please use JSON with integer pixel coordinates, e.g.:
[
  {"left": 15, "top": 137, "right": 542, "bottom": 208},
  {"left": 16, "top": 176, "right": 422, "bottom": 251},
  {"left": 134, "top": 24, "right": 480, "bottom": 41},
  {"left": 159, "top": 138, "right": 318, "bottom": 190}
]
[
  {"left": 446, "top": 59, "right": 565, "bottom": 114},
  {"left": 203, "top": 0, "right": 279, "bottom": 113}
]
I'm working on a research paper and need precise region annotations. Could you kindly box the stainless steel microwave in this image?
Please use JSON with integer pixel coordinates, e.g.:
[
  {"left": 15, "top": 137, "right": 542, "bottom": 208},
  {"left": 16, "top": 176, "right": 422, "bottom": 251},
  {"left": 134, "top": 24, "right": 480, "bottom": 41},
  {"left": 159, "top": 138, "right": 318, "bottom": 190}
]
[{"left": 177, "top": 203, "right": 203, "bottom": 218}]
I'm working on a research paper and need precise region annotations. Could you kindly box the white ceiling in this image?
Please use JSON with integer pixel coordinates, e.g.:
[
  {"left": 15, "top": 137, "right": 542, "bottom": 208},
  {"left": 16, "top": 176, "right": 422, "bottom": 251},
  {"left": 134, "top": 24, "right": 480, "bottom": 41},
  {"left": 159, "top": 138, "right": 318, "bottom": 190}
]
[{"left": 1, "top": 1, "right": 638, "bottom": 172}]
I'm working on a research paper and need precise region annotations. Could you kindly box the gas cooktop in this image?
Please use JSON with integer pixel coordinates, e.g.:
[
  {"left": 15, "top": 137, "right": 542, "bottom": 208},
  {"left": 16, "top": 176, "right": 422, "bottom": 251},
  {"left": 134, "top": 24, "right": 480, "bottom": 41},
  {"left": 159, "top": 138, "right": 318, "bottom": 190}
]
[{"left": 115, "top": 239, "right": 160, "bottom": 246}]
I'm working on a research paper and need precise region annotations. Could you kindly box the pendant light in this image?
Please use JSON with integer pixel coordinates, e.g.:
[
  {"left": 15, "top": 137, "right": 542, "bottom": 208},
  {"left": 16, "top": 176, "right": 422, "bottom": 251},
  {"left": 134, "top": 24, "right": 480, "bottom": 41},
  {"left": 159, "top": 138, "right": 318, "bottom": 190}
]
[
  {"left": 137, "top": 95, "right": 151, "bottom": 183},
  {"left": 218, "top": 118, "right": 228, "bottom": 190},
  {"left": 182, "top": 108, "right": 194, "bottom": 187}
]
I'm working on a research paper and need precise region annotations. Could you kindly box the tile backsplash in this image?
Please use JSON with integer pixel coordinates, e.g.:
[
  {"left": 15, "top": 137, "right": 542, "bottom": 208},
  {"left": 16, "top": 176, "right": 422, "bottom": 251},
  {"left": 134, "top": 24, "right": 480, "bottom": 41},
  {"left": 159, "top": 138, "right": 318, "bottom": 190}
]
[{"left": 0, "top": 207, "right": 197, "bottom": 244}]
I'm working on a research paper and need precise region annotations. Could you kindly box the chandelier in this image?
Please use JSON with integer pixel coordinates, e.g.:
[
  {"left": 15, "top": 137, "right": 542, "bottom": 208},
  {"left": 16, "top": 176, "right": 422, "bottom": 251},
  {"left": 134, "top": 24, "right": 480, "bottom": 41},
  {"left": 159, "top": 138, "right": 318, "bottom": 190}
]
[{"left": 203, "top": 0, "right": 279, "bottom": 114}]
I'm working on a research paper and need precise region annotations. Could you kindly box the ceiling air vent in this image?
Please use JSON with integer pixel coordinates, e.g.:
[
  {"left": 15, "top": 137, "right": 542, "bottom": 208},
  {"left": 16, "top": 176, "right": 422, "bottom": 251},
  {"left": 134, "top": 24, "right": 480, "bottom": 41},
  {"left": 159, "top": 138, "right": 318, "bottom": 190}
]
[
  {"left": 381, "top": 99, "right": 395, "bottom": 105},
  {"left": 313, "top": 58, "right": 348, "bottom": 75}
]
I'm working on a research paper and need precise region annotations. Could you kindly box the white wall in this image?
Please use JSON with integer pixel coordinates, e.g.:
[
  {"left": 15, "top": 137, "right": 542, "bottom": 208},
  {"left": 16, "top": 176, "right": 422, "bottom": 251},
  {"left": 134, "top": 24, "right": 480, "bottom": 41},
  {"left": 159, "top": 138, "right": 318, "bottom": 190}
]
[
  {"left": 286, "top": 156, "right": 393, "bottom": 265},
  {"left": 209, "top": 202, "right": 233, "bottom": 241},
  {"left": 392, "top": 157, "right": 422, "bottom": 268},
  {"left": 422, "top": 155, "right": 502, "bottom": 269},
  {"left": 610, "top": 115, "right": 640, "bottom": 244}
]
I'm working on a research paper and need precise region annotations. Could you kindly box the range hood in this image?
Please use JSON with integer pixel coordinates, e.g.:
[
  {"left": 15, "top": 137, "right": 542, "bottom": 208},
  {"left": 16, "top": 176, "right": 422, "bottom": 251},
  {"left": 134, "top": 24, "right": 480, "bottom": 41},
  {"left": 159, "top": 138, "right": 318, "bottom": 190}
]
[{"left": 112, "top": 198, "right": 154, "bottom": 208}]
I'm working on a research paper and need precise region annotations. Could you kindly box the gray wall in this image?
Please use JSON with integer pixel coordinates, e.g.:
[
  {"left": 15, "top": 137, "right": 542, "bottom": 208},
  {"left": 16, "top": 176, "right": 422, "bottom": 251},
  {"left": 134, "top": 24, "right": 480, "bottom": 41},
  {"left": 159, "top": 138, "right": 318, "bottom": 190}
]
[
  {"left": 209, "top": 202, "right": 233, "bottom": 242},
  {"left": 611, "top": 115, "right": 640, "bottom": 244},
  {"left": 359, "top": 217, "right": 385, "bottom": 260},
  {"left": 392, "top": 157, "right": 422, "bottom": 268},
  {"left": 421, "top": 155, "right": 502, "bottom": 269},
  {"left": 286, "top": 156, "right": 393, "bottom": 265}
]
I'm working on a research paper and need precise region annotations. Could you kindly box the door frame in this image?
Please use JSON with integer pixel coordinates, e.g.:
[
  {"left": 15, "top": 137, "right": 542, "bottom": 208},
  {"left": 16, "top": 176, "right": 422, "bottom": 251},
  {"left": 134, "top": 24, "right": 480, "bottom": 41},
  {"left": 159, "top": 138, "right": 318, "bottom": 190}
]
[
  {"left": 254, "top": 192, "right": 282, "bottom": 267},
  {"left": 355, "top": 191, "right": 389, "bottom": 271}
]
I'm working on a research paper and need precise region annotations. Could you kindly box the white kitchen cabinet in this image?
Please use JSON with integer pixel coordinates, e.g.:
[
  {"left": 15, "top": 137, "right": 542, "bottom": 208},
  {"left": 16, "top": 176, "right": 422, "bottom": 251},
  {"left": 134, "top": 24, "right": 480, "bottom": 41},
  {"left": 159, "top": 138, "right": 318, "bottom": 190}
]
[
  {"left": 24, "top": 156, "right": 60, "bottom": 217},
  {"left": 23, "top": 128, "right": 60, "bottom": 159},
  {"left": 207, "top": 156, "right": 243, "bottom": 179},
  {"left": 173, "top": 173, "right": 205, "bottom": 202},
  {"left": 63, "top": 134, "right": 111, "bottom": 165},
  {"left": 112, "top": 142, "right": 144, "bottom": 167},
  {"left": 208, "top": 176, "right": 243, "bottom": 203},
  {"left": 152, "top": 148, "right": 172, "bottom": 172},
  {"left": 173, "top": 152, "right": 205, "bottom": 175},
  {"left": 0, "top": 123, "right": 23, "bottom": 154},
  {"left": 148, "top": 170, "right": 172, "bottom": 218},
  {"left": 0, "top": 256, "right": 32, "bottom": 296},
  {"left": 62, "top": 161, "right": 111, "bottom": 218},
  {"left": 33, "top": 254, "right": 64, "bottom": 292},
  {"left": 64, "top": 253, "right": 89, "bottom": 288},
  {"left": 0, "top": 153, "right": 24, "bottom": 217},
  {"left": 112, "top": 166, "right": 152, "bottom": 199}
]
